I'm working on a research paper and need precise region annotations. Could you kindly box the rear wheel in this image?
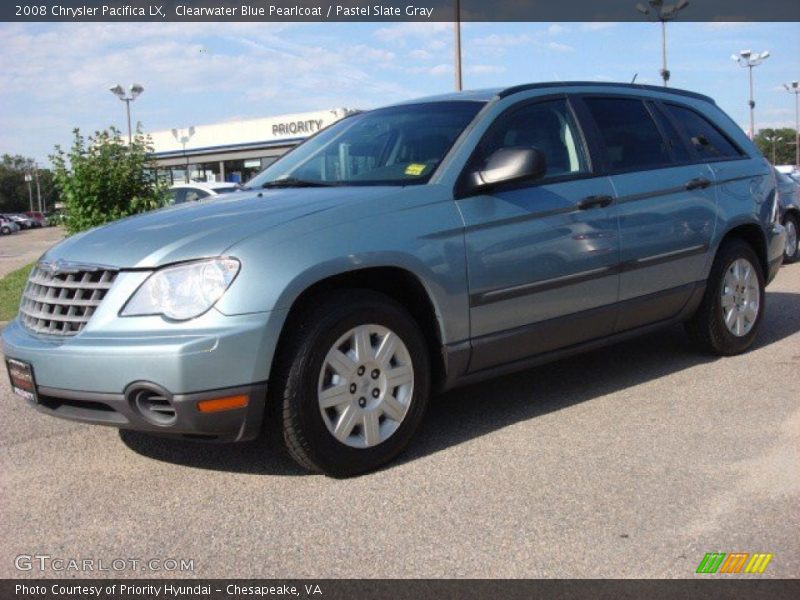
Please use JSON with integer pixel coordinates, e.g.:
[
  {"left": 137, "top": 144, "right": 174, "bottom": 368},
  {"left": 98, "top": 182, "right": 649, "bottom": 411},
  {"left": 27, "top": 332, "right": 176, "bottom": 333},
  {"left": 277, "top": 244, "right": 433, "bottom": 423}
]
[
  {"left": 270, "top": 290, "right": 431, "bottom": 477},
  {"left": 685, "top": 239, "right": 765, "bottom": 355},
  {"left": 783, "top": 213, "right": 799, "bottom": 263}
]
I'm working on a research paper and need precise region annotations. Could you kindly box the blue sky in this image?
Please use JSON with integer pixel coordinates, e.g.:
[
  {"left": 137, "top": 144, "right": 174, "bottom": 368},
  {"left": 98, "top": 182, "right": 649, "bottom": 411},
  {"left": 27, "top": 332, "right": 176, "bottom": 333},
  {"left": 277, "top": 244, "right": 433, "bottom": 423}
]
[{"left": 1, "top": 21, "right": 798, "bottom": 165}]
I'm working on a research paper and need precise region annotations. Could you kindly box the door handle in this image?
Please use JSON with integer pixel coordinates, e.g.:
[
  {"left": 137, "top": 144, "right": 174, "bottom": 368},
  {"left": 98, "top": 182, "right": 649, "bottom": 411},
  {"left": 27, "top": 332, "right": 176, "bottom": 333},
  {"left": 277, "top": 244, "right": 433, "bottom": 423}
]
[
  {"left": 577, "top": 195, "right": 613, "bottom": 210},
  {"left": 685, "top": 177, "right": 712, "bottom": 191}
]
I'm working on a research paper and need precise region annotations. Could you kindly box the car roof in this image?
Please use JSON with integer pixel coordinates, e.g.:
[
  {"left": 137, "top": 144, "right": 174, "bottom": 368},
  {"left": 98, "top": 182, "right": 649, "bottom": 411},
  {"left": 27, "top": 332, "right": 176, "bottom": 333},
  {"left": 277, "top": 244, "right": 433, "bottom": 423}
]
[{"left": 391, "top": 81, "right": 714, "bottom": 106}]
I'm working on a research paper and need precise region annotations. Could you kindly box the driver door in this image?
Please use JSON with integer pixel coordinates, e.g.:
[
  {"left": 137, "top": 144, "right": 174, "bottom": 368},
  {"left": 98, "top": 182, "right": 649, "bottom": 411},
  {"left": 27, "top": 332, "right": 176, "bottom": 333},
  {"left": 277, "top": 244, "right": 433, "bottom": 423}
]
[{"left": 456, "top": 97, "right": 621, "bottom": 372}]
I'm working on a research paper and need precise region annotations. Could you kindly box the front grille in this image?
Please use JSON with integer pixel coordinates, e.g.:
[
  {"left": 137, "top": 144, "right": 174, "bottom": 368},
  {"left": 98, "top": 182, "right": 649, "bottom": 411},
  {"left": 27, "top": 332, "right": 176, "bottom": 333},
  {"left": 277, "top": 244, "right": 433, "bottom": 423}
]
[{"left": 19, "top": 264, "right": 118, "bottom": 336}]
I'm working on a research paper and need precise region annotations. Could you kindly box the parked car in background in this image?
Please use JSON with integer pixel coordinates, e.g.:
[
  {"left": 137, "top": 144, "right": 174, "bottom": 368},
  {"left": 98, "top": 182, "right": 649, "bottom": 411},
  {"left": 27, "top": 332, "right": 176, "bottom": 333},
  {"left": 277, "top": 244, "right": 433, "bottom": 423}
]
[
  {"left": 167, "top": 182, "right": 240, "bottom": 205},
  {"left": 2, "top": 82, "right": 785, "bottom": 476},
  {"left": 1, "top": 214, "right": 34, "bottom": 230},
  {"left": 0, "top": 216, "right": 19, "bottom": 235},
  {"left": 25, "top": 211, "right": 49, "bottom": 227},
  {"left": 776, "top": 168, "right": 800, "bottom": 263}
]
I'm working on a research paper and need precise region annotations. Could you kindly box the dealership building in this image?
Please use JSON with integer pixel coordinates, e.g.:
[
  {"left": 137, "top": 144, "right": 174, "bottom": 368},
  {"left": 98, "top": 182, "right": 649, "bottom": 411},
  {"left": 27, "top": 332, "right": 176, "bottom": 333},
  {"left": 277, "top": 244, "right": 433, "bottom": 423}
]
[{"left": 148, "top": 107, "right": 358, "bottom": 184}]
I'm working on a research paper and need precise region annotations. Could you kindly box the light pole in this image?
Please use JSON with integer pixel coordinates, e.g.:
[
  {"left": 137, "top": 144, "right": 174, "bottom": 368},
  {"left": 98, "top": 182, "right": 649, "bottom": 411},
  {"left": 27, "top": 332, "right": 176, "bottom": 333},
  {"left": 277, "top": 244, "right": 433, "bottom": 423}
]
[
  {"left": 784, "top": 81, "right": 800, "bottom": 168},
  {"left": 171, "top": 127, "right": 196, "bottom": 183},
  {"left": 732, "top": 50, "right": 769, "bottom": 140},
  {"left": 635, "top": 0, "right": 689, "bottom": 87},
  {"left": 454, "top": 0, "right": 462, "bottom": 91},
  {"left": 24, "top": 172, "right": 33, "bottom": 212},
  {"left": 109, "top": 83, "right": 144, "bottom": 144},
  {"left": 764, "top": 134, "right": 783, "bottom": 165}
]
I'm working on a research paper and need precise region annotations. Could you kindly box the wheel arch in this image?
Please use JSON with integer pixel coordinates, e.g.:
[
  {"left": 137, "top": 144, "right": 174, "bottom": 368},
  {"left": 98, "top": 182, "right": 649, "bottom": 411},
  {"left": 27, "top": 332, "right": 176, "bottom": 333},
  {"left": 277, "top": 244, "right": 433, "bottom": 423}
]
[
  {"left": 716, "top": 221, "right": 769, "bottom": 277},
  {"left": 270, "top": 265, "right": 449, "bottom": 388}
]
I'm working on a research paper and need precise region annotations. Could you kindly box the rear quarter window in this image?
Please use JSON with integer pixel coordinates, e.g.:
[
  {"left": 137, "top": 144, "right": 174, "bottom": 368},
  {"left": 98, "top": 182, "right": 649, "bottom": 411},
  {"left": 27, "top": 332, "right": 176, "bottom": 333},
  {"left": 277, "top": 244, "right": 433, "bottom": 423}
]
[
  {"left": 583, "top": 97, "right": 672, "bottom": 172},
  {"left": 664, "top": 104, "right": 743, "bottom": 160}
]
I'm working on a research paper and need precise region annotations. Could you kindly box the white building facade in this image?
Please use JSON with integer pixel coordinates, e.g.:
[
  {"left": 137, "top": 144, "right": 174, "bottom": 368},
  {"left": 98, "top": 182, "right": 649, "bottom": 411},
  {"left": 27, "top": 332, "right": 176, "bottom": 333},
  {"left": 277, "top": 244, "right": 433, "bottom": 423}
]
[{"left": 148, "top": 107, "right": 357, "bottom": 184}]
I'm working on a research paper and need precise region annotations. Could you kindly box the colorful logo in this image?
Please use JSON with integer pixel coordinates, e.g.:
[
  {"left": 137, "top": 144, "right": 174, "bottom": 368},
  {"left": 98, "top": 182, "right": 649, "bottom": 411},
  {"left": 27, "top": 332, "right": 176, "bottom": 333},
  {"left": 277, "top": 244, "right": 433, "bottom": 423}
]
[{"left": 696, "top": 552, "right": 773, "bottom": 574}]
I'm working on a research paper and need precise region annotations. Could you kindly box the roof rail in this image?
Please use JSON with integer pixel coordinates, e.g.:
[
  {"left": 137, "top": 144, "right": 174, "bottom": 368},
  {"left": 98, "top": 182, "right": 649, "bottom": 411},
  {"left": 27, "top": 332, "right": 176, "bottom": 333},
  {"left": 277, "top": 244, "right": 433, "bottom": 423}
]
[{"left": 498, "top": 81, "right": 715, "bottom": 104}]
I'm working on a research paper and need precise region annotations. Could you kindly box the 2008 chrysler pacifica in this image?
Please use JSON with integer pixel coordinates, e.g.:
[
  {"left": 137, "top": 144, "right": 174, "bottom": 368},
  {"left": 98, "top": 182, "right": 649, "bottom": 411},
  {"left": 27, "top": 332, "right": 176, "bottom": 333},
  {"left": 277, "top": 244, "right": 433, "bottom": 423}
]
[{"left": 3, "top": 82, "right": 786, "bottom": 476}]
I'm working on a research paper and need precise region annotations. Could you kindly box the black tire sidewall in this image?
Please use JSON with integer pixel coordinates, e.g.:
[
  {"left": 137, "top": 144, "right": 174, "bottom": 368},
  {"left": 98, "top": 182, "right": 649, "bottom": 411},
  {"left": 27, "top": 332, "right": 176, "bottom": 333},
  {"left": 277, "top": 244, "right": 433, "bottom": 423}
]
[{"left": 286, "top": 293, "right": 430, "bottom": 476}]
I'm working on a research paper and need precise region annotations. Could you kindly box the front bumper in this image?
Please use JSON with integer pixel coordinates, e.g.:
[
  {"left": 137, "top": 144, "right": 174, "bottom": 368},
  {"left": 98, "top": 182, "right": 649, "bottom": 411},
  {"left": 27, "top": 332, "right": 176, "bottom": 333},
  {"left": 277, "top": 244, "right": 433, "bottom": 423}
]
[
  {"left": 30, "top": 382, "right": 267, "bottom": 442},
  {"left": 2, "top": 302, "right": 289, "bottom": 441}
]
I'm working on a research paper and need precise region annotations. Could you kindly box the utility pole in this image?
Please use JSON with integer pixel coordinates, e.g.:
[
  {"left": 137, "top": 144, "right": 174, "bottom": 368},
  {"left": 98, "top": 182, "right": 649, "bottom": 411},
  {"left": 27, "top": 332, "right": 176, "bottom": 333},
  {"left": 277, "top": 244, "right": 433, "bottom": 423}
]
[
  {"left": 784, "top": 81, "right": 800, "bottom": 168},
  {"left": 454, "top": 0, "right": 462, "bottom": 91},
  {"left": 25, "top": 172, "right": 33, "bottom": 212},
  {"left": 34, "top": 163, "right": 42, "bottom": 212}
]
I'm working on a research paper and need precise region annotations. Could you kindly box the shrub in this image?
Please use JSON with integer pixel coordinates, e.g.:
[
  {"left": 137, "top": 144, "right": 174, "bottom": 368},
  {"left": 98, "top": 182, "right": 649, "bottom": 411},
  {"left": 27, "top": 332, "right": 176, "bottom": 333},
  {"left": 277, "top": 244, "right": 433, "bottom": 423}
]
[{"left": 51, "top": 127, "right": 167, "bottom": 234}]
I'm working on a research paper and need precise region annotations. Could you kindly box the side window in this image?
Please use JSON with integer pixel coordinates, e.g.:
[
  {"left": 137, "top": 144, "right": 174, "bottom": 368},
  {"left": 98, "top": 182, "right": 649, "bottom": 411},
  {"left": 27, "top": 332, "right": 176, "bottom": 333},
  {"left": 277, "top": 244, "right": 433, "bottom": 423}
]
[
  {"left": 169, "top": 189, "right": 186, "bottom": 205},
  {"left": 474, "top": 99, "right": 588, "bottom": 179},
  {"left": 648, "top": 102, "right": 691, "bottom": 163},
  {"left": 583, "top": 97, "right": 672, "bottom": 171},
  {"left": 664, "top": 104, "right": 743, "bottom": 160},
  {"left": 184, "top": 189, "right": 209, "bottom": 203}
]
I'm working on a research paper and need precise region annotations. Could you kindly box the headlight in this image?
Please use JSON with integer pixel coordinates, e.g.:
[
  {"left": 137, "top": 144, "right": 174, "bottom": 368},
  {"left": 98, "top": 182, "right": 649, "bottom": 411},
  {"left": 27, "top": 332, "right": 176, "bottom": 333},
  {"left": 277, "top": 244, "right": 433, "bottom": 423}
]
[{"left": 121, "top": 258, "right": 240, "bottom": 320}]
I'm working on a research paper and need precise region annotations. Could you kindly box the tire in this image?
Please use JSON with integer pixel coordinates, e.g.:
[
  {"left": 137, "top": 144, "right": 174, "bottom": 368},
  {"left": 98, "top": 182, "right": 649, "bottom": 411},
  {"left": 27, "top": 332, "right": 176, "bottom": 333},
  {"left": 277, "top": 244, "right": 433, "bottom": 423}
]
[
  {"left": 270, "top": 290, "right": 431, "bottom": 477},
  {"left": 1, "top": 226, "right": 9, "bottom": 235},
  {"left": 783, "top": 212, "right": 799, "bottom": 264},
  {"left": 685, "top": 238, "right": 765, "bottom": 356}
]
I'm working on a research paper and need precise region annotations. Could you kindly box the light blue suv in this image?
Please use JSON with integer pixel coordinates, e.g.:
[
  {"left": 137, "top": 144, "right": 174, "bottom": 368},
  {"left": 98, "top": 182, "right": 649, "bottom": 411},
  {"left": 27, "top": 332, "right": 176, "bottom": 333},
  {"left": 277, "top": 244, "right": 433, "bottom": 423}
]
[{"left": 3, "top": 82, "right": 785, "bottom": 476}]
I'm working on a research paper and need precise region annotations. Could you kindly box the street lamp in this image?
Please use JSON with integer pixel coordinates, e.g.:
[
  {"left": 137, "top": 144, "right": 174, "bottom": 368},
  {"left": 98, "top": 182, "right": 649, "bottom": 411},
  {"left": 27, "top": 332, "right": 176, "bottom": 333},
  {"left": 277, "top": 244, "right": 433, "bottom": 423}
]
[
  {"left": 171, "top": 127, "right": 196, "bottom": 183},
  {"left": 764, "top": 133, "right": 783, "bottom": 165},
  {"left": 635, "top": 0, "right": 690, "bottom": 87},
  {"left": 784, "top": 81, "right": 800, "bottom": 168},
  {"left": 110, "top": 83, "right": 145, "bottom": 144},
  {"left": 732, "top": 50, "right": 770, "bottom": 140}
]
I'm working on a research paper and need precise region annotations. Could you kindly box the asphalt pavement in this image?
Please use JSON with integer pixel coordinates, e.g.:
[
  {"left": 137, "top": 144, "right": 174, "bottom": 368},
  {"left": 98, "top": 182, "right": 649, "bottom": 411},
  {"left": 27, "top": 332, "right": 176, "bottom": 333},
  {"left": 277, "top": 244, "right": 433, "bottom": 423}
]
[{"left": 0, "top": 261, "right": 798, "bottom": 579}]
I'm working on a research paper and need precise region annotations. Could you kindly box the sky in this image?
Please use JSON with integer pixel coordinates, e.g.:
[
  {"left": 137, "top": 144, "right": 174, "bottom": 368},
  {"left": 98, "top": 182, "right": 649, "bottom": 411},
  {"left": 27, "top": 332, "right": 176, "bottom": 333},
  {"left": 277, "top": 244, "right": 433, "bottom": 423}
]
[{"left": 0, "top": 20, "right": 798, "bottom": 165}]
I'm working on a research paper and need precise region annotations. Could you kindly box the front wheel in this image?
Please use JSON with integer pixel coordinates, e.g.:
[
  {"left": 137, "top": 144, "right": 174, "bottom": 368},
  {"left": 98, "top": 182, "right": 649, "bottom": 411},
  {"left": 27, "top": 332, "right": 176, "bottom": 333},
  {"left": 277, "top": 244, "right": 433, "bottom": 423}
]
[
  {"left": 270, "top": 290, "right": 431, "bottom": 477},
  {"left": 783, "top": 213, "right": 799, "bottom": 263},
  {"left": 685, "top": 239, "right": 765, "bottom": 355}
]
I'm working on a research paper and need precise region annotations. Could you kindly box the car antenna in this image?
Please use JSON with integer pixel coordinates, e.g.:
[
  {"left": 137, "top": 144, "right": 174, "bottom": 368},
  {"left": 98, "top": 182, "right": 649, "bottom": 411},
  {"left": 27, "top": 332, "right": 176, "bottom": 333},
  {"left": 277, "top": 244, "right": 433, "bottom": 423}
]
[{"left": 631, "top": 73, "right": 638, "bottom": 84}]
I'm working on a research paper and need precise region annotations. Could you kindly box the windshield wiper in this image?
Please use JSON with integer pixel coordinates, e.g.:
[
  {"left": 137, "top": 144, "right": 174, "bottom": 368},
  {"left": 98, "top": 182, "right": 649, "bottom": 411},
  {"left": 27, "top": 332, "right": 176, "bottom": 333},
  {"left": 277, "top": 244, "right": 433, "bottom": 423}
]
[{"left": 261, "top": 178, "right": 337, "bottom": 188}]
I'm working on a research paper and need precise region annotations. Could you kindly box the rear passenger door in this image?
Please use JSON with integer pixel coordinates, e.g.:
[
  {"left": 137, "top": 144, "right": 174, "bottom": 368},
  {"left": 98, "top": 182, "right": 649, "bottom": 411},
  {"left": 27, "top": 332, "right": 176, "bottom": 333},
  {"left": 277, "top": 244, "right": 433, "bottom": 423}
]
[{"left": 577, "top": 96, "right": 717, "bottom": 331}]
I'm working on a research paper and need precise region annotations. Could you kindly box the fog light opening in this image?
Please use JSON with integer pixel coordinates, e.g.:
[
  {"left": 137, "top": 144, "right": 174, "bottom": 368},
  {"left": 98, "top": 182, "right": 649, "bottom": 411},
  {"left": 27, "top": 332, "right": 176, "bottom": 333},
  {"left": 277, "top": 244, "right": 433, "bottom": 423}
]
[{"left": 128, "top": 386, "right": 177, "bottom": 426}]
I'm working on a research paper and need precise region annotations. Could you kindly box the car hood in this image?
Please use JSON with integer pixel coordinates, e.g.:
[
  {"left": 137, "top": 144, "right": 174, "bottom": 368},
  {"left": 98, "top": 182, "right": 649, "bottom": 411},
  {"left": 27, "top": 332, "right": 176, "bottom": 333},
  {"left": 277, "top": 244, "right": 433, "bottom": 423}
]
[{"left": 42, "top": 187, "right": 397, "bottom": 269}]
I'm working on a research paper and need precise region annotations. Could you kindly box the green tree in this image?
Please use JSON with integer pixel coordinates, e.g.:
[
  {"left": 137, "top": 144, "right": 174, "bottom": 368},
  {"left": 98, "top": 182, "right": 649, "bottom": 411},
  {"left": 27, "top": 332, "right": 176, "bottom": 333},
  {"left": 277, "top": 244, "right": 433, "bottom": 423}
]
[
  {"left": 51, "top": 127, "right": 167, "bottom": 235},
  {"left": 754, "top": 128, "right": 798, "bottom": 166},
  {"left": 0, "top": 155, "right": 57, "bottom": 214}
]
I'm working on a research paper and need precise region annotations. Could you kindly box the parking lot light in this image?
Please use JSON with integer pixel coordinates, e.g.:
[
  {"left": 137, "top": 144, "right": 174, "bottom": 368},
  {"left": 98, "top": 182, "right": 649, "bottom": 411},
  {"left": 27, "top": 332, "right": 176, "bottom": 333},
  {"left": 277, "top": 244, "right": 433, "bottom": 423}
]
[
  {"left": 110, "top": 83, "right": 145, "bottom": 144},
  {"left": 784, "top": 81, "right": 800, "bottom": 168},
  {"left": 635, "top": 0, "right": 690, "bottom": 87},
  {"left": 172, "top": 126, "right": 196, "bottom": 183},
  {"left": 732, "top": 50, "right": 770, "bottom": 139}
]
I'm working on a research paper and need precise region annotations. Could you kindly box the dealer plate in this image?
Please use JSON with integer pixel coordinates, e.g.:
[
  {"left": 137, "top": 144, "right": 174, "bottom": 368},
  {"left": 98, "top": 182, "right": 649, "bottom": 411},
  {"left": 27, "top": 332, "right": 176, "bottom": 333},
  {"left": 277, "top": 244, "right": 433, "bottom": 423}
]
[{"left": 6, "top": 358, "right": 38, "bottom": 403}]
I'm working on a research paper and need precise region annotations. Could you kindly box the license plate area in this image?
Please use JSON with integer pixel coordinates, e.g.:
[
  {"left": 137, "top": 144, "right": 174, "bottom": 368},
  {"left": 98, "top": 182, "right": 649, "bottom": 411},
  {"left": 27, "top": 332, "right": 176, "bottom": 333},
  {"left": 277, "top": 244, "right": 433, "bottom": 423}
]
[{"left": 6, "top": 358, "right": 38, "bottom": 403}]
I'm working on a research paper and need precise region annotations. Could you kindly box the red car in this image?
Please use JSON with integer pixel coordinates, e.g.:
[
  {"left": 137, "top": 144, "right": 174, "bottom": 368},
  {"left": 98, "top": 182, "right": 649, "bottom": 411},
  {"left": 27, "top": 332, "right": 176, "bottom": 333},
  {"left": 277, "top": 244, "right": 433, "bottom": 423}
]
[{"left": 24, "top": 211, "right": 48, "bottom": 227}]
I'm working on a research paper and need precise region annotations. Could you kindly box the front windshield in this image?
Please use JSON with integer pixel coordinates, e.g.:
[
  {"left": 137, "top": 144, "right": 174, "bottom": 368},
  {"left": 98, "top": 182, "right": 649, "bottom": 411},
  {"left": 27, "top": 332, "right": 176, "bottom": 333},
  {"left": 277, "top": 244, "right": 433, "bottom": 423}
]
[{"left": 247, "top": 101, "right": 484, "bottom": 187}]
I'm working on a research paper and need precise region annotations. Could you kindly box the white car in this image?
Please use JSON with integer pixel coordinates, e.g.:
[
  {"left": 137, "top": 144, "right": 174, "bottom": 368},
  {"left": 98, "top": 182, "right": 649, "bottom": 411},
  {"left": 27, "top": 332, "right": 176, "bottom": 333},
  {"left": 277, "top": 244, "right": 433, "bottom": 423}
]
[
  {"left": 1, "top": 217, "right": 19, "bottom": 235},
  {"left": 167, "top": 182, "right": 240, "bottom": 205}
]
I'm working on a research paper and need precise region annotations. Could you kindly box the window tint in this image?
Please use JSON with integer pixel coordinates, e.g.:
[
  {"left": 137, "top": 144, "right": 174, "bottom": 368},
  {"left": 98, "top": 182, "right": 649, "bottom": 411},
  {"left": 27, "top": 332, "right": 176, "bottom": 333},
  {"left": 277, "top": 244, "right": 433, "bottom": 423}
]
[
  {"left": 584, "top": 98, "right": 672, "bottom": 171},
  {"left": 169, "top": 189, "right": 185, "bottom": 205},
  {"left": 665, "top": 104, "right": 742, "bottom": 160},
  {"left": 648, "top": 102, "right": 691, "bottom": 163},
  {"left": 475, "top": 99, "right": 587, "bottom": 179}
]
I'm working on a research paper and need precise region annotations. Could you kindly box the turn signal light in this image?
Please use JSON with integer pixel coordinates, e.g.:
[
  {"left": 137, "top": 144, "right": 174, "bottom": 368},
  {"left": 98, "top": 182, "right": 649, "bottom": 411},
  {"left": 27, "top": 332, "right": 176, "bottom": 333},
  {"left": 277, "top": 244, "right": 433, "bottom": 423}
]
[{"left": 197, "top": 394, "right": 248, "bottom": 413}]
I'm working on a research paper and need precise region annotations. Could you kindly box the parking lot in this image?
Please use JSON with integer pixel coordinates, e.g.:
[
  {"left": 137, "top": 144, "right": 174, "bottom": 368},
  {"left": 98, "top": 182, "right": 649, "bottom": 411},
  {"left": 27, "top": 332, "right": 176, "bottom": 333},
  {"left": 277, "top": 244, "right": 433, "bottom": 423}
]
[
  {"left": 0, "top": 259, "right": 798, "bottom": 578},
  {"left": 0, "top": 226, "right": 65, "bottom": 278}
]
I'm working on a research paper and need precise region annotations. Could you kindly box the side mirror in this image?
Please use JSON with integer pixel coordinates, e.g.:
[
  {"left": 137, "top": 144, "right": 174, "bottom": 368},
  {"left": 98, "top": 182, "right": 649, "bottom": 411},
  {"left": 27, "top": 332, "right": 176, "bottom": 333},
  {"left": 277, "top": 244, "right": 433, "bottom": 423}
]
[{"left": 469, "top": 147, "right": 547, "bottom": 193}]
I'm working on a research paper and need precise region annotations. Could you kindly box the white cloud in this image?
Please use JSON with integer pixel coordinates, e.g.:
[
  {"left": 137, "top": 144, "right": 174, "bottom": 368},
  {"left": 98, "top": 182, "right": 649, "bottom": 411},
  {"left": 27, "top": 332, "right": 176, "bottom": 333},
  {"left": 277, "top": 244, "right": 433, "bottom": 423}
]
[
  {"left": 547, "top": 42, "right": 575, "bottom": 53},
  {"left": 548, "top": 24, "right": 570, "bottom": 35},
  {"left": 466, "top": 64, "right": 507, "bottom": 75},
  {"left": 373, "top": 22, "right": 452, "bottom": 44},
  {"left": 580, "top": 23, "right": 618, "bottom": 32},
  {"left": 473, "top": 33, "right": 532, "bottom": 47},
  {"left": 409, "top": 49, "right": 433, "bottom": 60}
]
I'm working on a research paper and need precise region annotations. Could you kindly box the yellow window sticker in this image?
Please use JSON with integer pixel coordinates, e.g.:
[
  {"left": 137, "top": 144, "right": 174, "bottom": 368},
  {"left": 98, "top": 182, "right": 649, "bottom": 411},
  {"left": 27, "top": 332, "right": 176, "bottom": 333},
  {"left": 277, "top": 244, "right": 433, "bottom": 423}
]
[{"left": 405, "top": 163, "right": 427, "bottom": 176}]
